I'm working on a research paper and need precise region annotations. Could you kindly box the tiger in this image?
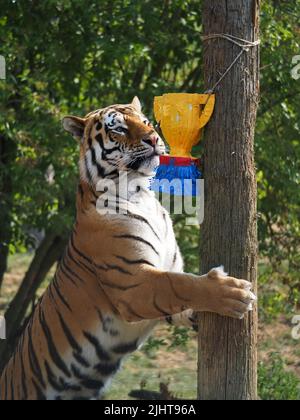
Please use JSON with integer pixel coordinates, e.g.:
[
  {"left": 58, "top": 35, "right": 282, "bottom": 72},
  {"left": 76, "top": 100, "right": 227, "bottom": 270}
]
[{"left": 0, "top": 97, "right": 256, "bottom": 400}]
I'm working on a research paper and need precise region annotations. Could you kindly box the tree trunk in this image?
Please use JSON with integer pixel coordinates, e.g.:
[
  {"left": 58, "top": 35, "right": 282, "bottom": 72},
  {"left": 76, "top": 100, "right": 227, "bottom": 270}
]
[
  {"left": 0, "top": 135, "right": 16, "bottom": 290},
  {"left": 198, "top": 0, "right": 260, "bottom": 400},
  {"left": 0, "top": 231, "right": 68, "bottom": 372}
]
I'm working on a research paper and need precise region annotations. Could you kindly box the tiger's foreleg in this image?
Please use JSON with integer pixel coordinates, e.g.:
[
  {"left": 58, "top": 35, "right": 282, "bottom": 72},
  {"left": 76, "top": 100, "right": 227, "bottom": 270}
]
[{"left": 99, "top": 265, "right": 256, "bottom": 323}]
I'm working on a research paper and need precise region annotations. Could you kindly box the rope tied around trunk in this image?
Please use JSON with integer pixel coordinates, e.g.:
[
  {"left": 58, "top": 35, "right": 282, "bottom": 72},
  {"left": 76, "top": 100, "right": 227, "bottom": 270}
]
[{"left": 202, "top": 33, "right": 260, "bottom": 94}]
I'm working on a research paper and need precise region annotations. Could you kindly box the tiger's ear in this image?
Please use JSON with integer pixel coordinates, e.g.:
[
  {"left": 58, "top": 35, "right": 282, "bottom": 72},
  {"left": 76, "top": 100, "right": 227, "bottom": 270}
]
[
  {"left": 62, "top": 116, "right": 86, "bottom": 140},
  {"left": 131, "top": 96, "right": 142, "bottom": 113}
]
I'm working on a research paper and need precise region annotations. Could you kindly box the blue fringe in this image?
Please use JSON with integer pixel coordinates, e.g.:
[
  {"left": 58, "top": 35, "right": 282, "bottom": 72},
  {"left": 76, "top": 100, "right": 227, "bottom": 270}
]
[{"left": 151, "top": 161, "right": 202, "bottom": 197}]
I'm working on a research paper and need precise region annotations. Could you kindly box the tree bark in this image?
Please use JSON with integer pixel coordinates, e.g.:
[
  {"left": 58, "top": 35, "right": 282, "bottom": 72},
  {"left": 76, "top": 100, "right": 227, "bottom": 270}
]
[
  {"left": 0, "top": 231, "right": 68, "bottom": 372},
  {"left": 198, "top": 0, "right": 260, "bottom": 400}
]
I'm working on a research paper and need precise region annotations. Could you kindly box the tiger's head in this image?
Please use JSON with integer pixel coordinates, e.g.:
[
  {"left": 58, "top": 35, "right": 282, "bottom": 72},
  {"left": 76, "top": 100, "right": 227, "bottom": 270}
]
[{"left": 63, "top": 97, "right": 165, "bottom": 184}]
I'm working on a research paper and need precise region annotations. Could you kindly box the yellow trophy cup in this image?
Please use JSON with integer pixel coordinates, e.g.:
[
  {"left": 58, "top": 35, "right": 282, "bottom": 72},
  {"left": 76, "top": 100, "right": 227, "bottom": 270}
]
[{"left": 152, "top": 93, "right": 215, "bottom": 196}]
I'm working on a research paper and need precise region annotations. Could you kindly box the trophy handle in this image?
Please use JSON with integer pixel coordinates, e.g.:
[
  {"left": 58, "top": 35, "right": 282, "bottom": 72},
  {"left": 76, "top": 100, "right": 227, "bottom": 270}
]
[
  {"left": 153, "top": 96, "right": 163, "bottom": 123},
  {"left": 198, "top": 94, "right": 215, "bottom": 129}
]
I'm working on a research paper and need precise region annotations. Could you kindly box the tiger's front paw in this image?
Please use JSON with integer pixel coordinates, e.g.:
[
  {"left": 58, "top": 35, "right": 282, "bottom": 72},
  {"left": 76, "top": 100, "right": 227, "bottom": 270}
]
[{"left": 198, "top": 266, "right": 257, "bottom": 320}]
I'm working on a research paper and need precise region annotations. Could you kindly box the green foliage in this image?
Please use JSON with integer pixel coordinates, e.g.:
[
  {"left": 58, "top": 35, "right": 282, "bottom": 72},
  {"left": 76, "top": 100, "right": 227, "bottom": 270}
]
[
  {"left": 258, "top": 353, "right": 300, "bottom": 400},
  {"left": 258, "top": 263, "right": 295, "bottom": 323},
  {"left": 143, "top": 326, "right": 193, "bottom": 357},
  {"left": 257, "top": 0, "right": 300, "bottom": 308},
  {"left": 173, "top": 215, "right": 200, "bottom": 274},
  {"left": 142, "top": 337, "right": 167, "bottom": 358},
  {"left": 169, "top": 326, "right": 191, "bottom": 349},
  {"left": 0, "top": 0, "right": 204, "bottom": 255}
]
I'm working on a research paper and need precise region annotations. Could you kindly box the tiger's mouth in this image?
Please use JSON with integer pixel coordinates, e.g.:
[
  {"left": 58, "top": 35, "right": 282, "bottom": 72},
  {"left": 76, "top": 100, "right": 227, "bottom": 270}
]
[
  {"left": 146, "top": 143, "right": 166, "bottom": 158},
  {"left": 126, "top": 138, "right": 166, "bottom": 173},
  {"left": 147, "top": 149, "right": 164, "bottom": 158},
  {"left": 127, "top": 149, "right": 162, "bottom": 172}
]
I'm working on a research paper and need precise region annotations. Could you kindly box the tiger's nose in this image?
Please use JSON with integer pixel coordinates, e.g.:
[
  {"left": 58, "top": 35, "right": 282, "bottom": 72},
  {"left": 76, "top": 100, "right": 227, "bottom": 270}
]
[{"left": 143, "top": 135, "right": 159, "bottom": 147}]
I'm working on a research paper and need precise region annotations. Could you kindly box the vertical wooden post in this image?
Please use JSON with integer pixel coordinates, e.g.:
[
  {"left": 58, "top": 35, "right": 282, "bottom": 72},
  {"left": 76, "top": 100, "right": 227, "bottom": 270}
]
[{"left": 198, "top": 0, "right": 260, "bottom": 400}]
